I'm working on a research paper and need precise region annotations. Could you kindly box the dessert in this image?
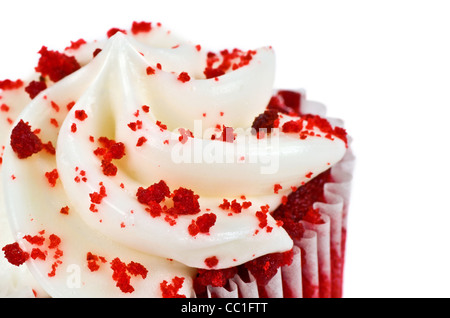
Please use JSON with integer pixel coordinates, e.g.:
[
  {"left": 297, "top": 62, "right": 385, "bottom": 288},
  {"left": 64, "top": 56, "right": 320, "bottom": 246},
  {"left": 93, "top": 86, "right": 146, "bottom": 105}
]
[{"left": 0, "top": 21, "right": 354, "bottom": 298}]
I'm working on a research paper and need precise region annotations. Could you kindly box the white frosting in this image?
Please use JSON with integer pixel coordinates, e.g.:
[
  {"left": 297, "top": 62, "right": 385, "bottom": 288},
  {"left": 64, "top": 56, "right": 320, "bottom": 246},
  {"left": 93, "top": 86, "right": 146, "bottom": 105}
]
[{"left": 0, "top": 24, "right": 346, "bottom": 297}]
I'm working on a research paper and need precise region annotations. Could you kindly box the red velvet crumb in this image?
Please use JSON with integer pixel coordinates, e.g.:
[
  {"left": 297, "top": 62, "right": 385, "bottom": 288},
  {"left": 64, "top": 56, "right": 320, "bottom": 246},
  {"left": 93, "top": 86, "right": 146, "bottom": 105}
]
[
  {"left": 24, "top": 80, "right": 47, "bottom": 99},
  {"left": 136, "top": 136, "right": 147, "bottom": 147},
  {"left": 60, "top": 206, "right": 70, "bottom": 215},
  {"left": 177, "top": 72, "right": 191, "bottom": 83},
  {"left": 160, "top": 276, "right": 186, "bottom": 298},
  {"left": 107, "top": 28, "right": 127, "bottom": 38},
  {"left": 74, "top": 110, "right": 88, "bottom": 121},
  {"left": 48, "top": 234, "right": 61, "bottom": 249},
  {"left": 146, "top": 66, "right": 155, "bottom": 75},
  {"left": 136, "top": 180, "right": 170, "bottom": 205},
  {"left": 35, "top": 46, "right": 81, "bottom": 82},
  {"left": 251, "top": 110, "right": 279, "bottom": 137},
  {"left": 65, "top": 39, "right": 86, "bottom": 51},
  {"left": 2, "top": 242, "right": 29, "bottom": 266},
  {"left": 188, "top": 213, "right": 217, "bottom": 236},
  {"left": 203, "top": 49, "right": 256, "bottom": 79},
  {"left": 0, "top": 79, "right": 24, "bottom": 90},
  {"left": 171, "top": 187, "right": 200, "bottom": 215},
  {"left": 131, "top": 21, "right": 152, "bottom": 34},
  {"left": 94, "top": 137, "right": 126, "bottom": 176},
  {"left": 110, "top": 257, "right": 147, "bottom": 294},
  {"left": 282, "top": 120, "right": 303, "bottom": 133},
  {"left": 86, "top": 252, "right": 107, "bottom": 272},
  {"left": 10, "top": 120, "right": 43, "bottom": 159},
  {"left": 45, "top": 168, "right": 59, "bottom": 187},
  {"left": 89, "top": 184, "right": 107, "bottom": 205},
  {"left": 204, "top": 256, "right": 219, "bottom": 268}
]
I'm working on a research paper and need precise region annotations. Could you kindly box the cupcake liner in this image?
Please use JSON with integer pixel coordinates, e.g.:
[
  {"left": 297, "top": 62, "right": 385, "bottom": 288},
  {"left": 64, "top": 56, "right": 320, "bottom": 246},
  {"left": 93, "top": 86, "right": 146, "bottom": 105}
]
[{"left": 207, "top": 144, "right": 355, "bottom": 298}]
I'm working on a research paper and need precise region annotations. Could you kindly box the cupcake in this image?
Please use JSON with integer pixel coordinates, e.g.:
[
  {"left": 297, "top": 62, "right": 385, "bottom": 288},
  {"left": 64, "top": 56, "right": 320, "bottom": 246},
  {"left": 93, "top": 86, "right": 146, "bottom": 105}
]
[{"left": 0, "top": 21, "right": 354, "bottom": 298}]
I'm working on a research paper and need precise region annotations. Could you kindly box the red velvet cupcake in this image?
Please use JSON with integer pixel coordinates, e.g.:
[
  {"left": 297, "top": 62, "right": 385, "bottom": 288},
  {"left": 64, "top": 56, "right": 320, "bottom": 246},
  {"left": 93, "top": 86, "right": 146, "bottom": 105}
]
[{"left": 0, "top": 22, "right": 353, "bottom": 298}]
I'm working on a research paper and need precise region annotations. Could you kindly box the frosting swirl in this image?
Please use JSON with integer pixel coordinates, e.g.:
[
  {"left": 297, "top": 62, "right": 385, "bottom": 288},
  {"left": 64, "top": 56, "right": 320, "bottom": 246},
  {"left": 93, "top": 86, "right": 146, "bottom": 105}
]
[{"left": 0, "top": 23, "right": 346, "bottom": 297}]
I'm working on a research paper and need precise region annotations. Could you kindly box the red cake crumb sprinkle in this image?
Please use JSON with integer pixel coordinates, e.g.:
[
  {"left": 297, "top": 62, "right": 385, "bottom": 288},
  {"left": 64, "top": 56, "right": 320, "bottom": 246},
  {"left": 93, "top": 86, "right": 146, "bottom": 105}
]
[
  {"left": 1, "top": 104, "right": 10, "bottom": 112},
  {"left": 160, "top": 276, "right": 186, "bottom": 298},
  {"left": 244, "top": 249, "right": 294, "bottom": 286},
  {"left": 0, "top": 79, "right": 24, "bottom": 90},
  {"left": 303, "top": 114, "right": 348, "bottom": 146},
  {"left": 110, "top": 258, "right": 133, "bottom": 293},
  {"left": 101, "top": 160, "right": 117, "bottom": 176},
  {"left": 146, "top": 66, "right": 155, "bottom": 75},
  {"left": 230, "top": 200, "right": 242, "bottom": 213},
  {"left": 94, "top": 137, "right": 126, "bottom": 176},
  {"left": 65, "top": 39, "right": 86, "bottom": 51},
  {"left": 10, "top": 120, "right": 43, "bottom": 159},
  {"left": 127, "top": 120, "right": 142, "bottom": 131},
  {"left": 66, "top": 101, "right": 75, "bottom": 111},
  {"left": 71, "top": 123, "right": 77, "bottom": 133},
  {"left": 35, "top": 46, "right": 81, "bottom": 82},
  {"left": 60, "top": 206, "right": 70, "bottom": 215},
  {"left": 74, "top": 109, "right": 88, "bottom": 121},
  {"left": 127, "top": 261, "right": 148, "bottom": 278},
  {"left": 172, "top": 187, "right": 200, "bottom": 215},
  {"left": 143, "top": 201, "right": 162, "bottom": 217},
  {"left": 24, "top": 80, "right": 47, "bottom": 99},
  {"left": 219, "top": 199, "right": 230, "bottom": 210},
  {"left": 47, "top": 142, "right": 60, "bottom": 155},
  {"left": 50, "top": 101, "right": 60, "bottom": 112},
  {"left": 218, "top": 126, "right": 235, "bottom": 143},
  {"left": 177, "top": 72, "right": 191, "bottom": 83},
  {"left": 136, "top": 136, "right": 147, "bottom": 147},
  {"left": 2, "top": 242, "right": 29, "bottom": 266},
  {"left": 30, "top": 248, "right": 46, "bottom": 260},
  {"left": 45, "top": 169, "right": 59, "bottom": 187},
  {"left": 251, "top": 109, "right": 279, "bottom": 137},
  {"left": 188, "top": 213, "right": 217, "bottom": 236},
  {"left": 141, "top": 105, "right": 150, "bottom": 113},
  {"left": 242, "top": 201, "right": 252, "bottom": 209},
  {"left": 48, "top": 234, "right": 61, "bottom": 249},
  {"left": 178, "top": 128, "right": 193, "bottom": 144},
  {"left": 156, "top": 120, "right": 167, "bottom": 130},
  {"left": 273, "top": 184, "right": 282, "bottom": 194},
  {"left": 136, "top": 180, "right": 170, "bottom": 205},
  {"left": 86, "top": 252, "right": 107, "bottom": 272},
  {"left": 282, "top": 120, "right": 303, "bottom": 133},
  {"left": 93, "top": 48, "right": 102, "bottom": 58},
  {"left": 90, "top": 184, "right": 107, "bottom": 205},
  {"left": 255, "top": 206, "right": 269, "bottom": 229},
  {"left": 23, "top": 234, "right": 45, "bottom": 246},
  {"left": 49, "top": 118, "right": 58, "bottom": 127},
  {"left": 203, "top": 49, "right": 256, "bottom": 79},
  {"left": 204, "top": 256, "right": 219, "bottom": 268},
  {"left": 131, "top": 21, "right": 152, "bottom": 35},
  {"left": 107, "top": 28, "right": 127, "bottom": 38}
]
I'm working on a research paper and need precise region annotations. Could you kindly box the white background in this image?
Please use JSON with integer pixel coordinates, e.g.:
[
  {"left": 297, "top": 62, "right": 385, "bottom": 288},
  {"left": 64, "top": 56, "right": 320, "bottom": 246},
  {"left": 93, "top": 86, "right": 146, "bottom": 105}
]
[{"left": 1, "top": 0, "right": 450, "bottom": 298}]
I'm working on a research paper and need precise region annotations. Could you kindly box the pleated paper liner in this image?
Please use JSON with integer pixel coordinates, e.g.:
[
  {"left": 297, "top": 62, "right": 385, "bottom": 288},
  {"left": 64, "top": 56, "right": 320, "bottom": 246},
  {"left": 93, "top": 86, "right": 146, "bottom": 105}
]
[{"left": 205, "top": 145, "right": 355, "bottom": 298}]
